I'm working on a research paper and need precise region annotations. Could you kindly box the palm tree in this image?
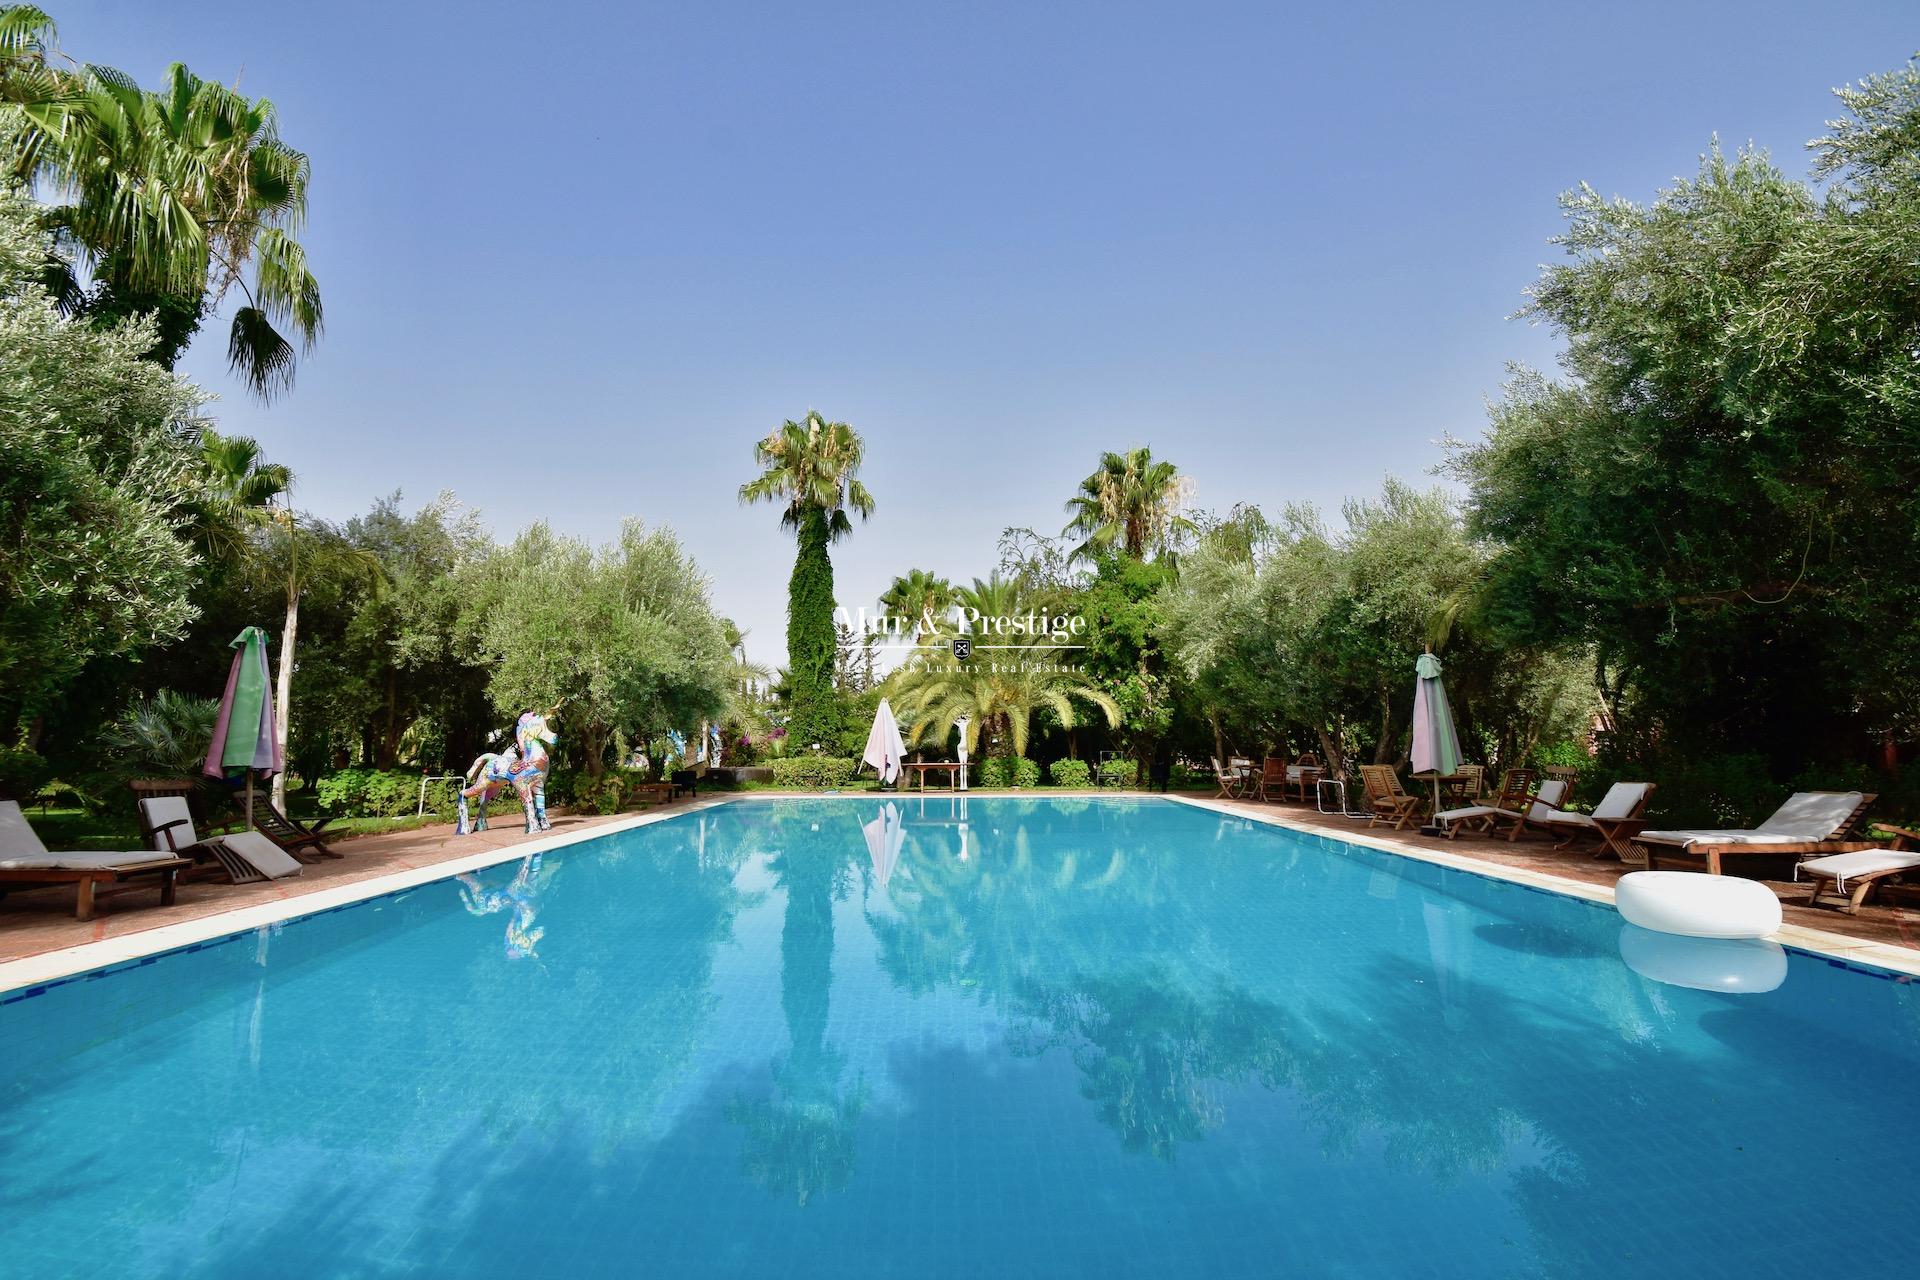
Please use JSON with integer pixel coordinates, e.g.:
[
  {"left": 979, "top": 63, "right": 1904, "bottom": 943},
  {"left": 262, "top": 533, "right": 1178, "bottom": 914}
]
[
  {"left": 3, "top": 11, "right": 323, "bottom": 396},
  {"left": 187, "top": 427, "right": 292, "bottom": 566},
  {"left": 739, "top": 412, "right": 875, "bottom": 747},
  {"left": 877, "top": 569, "right": 954, "bottom": 643},
  {"left": 1062, "top": 447, "right": 1196, "bottom": 563},
  {"left": 888, "top": 573, "right": 1120, "bottom": 758}
]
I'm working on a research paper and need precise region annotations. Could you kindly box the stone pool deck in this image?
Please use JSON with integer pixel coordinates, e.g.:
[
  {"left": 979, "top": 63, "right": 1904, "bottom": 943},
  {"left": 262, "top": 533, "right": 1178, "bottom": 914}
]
[{"left": 2, "top": 791, "right": 1915, "bottom": 978}]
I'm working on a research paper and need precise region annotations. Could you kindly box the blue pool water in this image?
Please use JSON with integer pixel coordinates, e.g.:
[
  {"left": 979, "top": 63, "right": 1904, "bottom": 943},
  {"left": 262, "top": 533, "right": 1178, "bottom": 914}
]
[{"left": 3, "top": 796, "right": 1916, "bottom": 1278}]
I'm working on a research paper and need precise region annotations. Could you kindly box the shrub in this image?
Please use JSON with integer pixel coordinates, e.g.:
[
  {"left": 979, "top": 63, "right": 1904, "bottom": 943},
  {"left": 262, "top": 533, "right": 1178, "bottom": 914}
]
[
  {"left": 768, "top": 756, "right": 859, "bottom": 788},
  {"left": 1098, "top": 758, "right": 1134, "bottom": 789},
  {"left": 578, "top": 773, "right": 624, "bottom": 815},
  {"left": 1047, "top": 757, "right": 1091, "bottom": 788},
  {"left": 979, "top": 756, "right": 1041, "bottom": 789},
  {"left": 1583, "top": 750, "right": 1776, "bottom": 828},
  {"left": 95, "top": 690, "right": 217, "bottom": 790},
  {"left": 0, "top": 744, "right": 51, "bottom": 801},
  {"left": 316, "top": 768, "right": 425, "bottom": 819}
]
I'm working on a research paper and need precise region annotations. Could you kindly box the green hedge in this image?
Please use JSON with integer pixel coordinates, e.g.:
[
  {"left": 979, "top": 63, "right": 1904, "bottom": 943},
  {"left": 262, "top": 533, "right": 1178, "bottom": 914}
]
[
  {"left": 1098, "top": 758, "right": 1134, "bottom": 789},
  {"left": 979, "top": 756, "right": 1041, "bottom": 788},
  {"left": 768, "top": 756, "right": 859, "bottom": 788},
  {"left": 1048, "top": 758, "right": 1092, "bottom": 788},
  {"left": 316, "top": 768, "right": 427, "bottom": 818},
  {"left": 318, "top": 768, "right": 526, "bottom": 820}
]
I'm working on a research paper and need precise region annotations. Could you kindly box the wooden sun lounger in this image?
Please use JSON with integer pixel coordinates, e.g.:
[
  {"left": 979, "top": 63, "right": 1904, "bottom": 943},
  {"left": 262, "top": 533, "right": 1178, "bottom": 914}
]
[
  {"left": 0, "top": 858, "right": 188, "bottom": 921},
  {"left": 1798, "top": 824, "right": 1920, "bottom": 913},
  {"left": 1636, "top": 792, "right": 1877, "bottom": 874},
  {"left": 253, "top": 799, "right": 341, "bottom": 861},
  {"left": 1430, "top": 768, "right": 1537, "bottom": 839},
  {"left": 0, "top": 801, "right": 188, "bottom": 921}
]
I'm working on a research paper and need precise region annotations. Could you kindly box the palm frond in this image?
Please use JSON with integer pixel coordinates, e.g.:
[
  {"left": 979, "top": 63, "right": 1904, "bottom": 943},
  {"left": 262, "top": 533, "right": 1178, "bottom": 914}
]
[{"left": 227, "top": 304, "right": 295, "bottom": 398}]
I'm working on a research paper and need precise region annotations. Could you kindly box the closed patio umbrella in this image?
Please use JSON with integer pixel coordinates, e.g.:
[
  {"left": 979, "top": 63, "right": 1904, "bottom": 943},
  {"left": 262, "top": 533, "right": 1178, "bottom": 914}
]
[
  {"left": 1409, "top": 650, "right": 1462, "bottom": 830},
  {"left": 861, "top": 698, "right": 907, "bottom": 788},
  {"left": 204, "top": 626, "right": 283, "bottom": 828}
]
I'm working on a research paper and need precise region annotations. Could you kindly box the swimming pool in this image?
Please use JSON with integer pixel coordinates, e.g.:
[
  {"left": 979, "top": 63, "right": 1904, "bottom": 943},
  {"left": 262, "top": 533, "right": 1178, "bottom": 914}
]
[{"left": 2, "top": 796, "right": 1915, "bottom": 1278}]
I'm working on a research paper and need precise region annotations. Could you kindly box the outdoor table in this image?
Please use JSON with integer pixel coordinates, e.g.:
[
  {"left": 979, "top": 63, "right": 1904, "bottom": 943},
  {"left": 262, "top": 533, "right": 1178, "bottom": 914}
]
[{"left": 905, "top": 762, "right": 966, "bottom": 791}]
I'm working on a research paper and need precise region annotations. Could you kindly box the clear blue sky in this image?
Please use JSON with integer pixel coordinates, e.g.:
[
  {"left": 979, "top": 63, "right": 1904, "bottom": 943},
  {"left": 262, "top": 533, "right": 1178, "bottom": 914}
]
[{"left": 53, "top": 1, "right": 1918, "bottom": 667}]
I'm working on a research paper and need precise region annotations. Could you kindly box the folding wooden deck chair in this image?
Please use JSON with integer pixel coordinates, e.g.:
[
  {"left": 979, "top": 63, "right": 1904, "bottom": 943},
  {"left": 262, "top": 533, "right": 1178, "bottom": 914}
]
[
  {"left": 1501, "top": 777, "right": 1576, "bottom": 842},
  {"left": 1359, "top": 765, "right": 1423, "bottom": 830},
  {"left": 1539, "top": 782, "right": 1657, "bottom": 860},
  {"left": 1211, "top": 757, "right": 1250, "bottom": 801}
]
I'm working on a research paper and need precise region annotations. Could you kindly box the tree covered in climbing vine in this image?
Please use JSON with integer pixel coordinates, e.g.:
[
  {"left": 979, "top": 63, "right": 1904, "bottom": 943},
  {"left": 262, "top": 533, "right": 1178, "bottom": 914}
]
[{"left": 739, "top": 412, "right": 875, "bottom": 750}]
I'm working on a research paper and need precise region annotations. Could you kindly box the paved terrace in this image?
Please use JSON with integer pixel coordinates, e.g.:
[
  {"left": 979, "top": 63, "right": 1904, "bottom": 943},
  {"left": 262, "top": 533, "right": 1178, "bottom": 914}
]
[{"left": 2, "top": 791, "right": 1915, "bottom": 970}]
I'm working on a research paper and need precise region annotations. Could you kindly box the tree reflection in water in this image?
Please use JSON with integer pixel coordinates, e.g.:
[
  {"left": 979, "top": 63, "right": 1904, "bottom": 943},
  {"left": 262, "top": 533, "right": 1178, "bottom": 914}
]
[{"left": 727, "top": 833, "right": 867, "bottom": 1206}]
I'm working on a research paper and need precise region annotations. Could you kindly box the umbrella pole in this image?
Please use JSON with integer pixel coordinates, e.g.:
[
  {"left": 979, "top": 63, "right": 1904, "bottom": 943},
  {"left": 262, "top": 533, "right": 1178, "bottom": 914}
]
[{"left": 245, "top": 772, "right": 255, "bottom": 830}]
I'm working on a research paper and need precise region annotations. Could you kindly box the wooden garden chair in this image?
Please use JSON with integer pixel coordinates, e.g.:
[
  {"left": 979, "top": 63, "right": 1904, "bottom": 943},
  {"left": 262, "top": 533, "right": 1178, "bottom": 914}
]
[
  {"left": 1259, "top": 756, "right": 1290, "bottom": 803},
  {"left": 1539, "top": 782, "right": 1657, "bottom": 860},
  {"left": 1503, "top": 777, "right": 1577, "bottom": 841},
  {"left": 1359, "top": 765, "right": 1422, "bottom": 830},
  {"left": 1210, "top": 757, "right": 1246, "bottom": 800}
]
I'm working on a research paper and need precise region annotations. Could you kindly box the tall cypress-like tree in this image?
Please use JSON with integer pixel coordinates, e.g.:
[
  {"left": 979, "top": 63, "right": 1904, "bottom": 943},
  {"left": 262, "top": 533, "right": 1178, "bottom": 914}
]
[{"left": 739, "top": 412, "right": 875, "bottom": 749}]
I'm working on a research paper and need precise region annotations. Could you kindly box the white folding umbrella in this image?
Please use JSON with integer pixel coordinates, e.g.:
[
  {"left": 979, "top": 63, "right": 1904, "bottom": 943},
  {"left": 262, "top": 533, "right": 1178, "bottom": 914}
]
[{"left": 862, "top": 698, "right": 908, "bottom": 787}]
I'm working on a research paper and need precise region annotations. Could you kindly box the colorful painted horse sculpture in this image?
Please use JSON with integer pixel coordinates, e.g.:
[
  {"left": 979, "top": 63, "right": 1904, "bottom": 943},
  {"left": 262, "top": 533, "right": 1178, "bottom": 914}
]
[
  {"left": 514, "top": 709, "right": 557, "bottom": 833},
  {"left": 456, "top": 746, "right": 522, "bottom": 835}
]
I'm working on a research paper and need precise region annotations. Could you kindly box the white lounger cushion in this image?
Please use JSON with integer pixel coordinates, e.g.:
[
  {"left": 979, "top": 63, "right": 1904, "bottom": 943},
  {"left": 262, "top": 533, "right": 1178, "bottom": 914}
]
[
  {"left": 1795, "top": 850, "right": 1920, "bottom": 891},
  {"left": 1435, "top": 804, "right": 1501, "bottom": 822},
  {"left": 0, "top": 850, "right": 174, "bottom": 871},
  {"left": 1641, "top": 791, "right": 1864, "bottom": 848},
  {"left": 1524, "top": 780, "right": 1570, "bottom": 821}
]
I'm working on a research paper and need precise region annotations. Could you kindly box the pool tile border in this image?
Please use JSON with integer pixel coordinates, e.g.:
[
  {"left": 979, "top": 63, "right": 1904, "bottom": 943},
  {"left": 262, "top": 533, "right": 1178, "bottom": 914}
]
[
  {"left": 0, "top": 798, "right": 734, "bottom": 997},
  {"left": 1165, "top": 794, "right": 1920, "bottom": 980}
]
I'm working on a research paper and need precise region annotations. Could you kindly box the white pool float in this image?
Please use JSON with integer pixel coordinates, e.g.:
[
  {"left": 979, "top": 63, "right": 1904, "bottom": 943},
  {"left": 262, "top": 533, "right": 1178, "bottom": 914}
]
[
  {"left": 1617, "top": 924, "right": 1787, "bottom": 994},
  {"left": 1615, "top": 870, "right": 1781, "bottom": 940}
]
